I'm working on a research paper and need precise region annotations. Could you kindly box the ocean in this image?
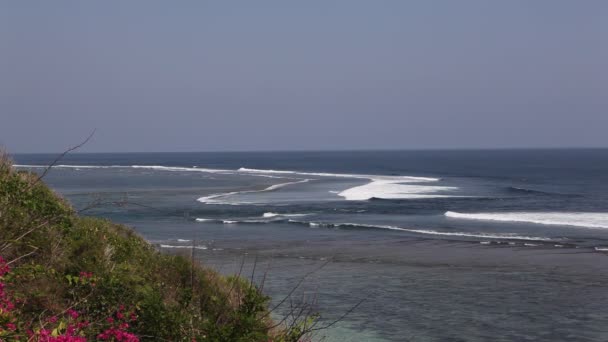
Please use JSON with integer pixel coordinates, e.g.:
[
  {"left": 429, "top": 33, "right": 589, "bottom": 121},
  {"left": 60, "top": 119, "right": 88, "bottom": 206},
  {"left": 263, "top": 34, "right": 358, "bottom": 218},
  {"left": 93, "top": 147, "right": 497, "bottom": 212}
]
[{"left": 13, "top": 149, "right": 608, "bottom": 341}]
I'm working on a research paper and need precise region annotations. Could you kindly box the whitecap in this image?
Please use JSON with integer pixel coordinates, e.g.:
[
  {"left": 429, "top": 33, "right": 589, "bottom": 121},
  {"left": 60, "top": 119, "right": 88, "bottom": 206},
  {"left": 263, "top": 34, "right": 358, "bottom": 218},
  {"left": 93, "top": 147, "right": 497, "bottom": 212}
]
[
  {"left": 445, "top": 211, "right": 608, "bottom": 229},
  {"left": 338, "top": 178, "right": 458, "bottom": 201},
  {"left": 160, "top": 244, "right": 208, "bottom": 250},
  {"left": 263, "top": 212, "right": 311, "bottom": 218},
  {"left": 286, "top": 220, "right": 554, "bottom": 241},
  {"left": 197, "top": 179, "right": 310, "bottom": 204},
  {"left": 263, "top": 212, "right": 280, "bottom": 218},
  {"left": 238, "top": 167, "right": 439, "bottom": 182}
]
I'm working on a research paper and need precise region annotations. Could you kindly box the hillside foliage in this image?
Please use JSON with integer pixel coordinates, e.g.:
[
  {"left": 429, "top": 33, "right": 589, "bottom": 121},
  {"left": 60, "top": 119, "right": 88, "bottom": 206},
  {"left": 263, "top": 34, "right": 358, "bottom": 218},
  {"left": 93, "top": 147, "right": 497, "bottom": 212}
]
[{"left": 0, "top": 151, "right": 309, "bottom": 341}]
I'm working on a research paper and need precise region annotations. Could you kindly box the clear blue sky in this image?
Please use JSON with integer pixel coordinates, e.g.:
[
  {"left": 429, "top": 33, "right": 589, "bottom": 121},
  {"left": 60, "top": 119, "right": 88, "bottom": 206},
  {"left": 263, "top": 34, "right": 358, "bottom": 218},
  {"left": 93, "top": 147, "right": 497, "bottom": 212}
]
[{"left": 1, "top": 1, "right": 606, "bottom": 152}]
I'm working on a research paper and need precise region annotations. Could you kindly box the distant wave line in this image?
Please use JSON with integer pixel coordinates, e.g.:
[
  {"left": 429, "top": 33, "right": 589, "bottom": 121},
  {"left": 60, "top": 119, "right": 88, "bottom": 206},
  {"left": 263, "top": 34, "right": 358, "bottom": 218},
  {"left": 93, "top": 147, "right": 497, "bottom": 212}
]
[{"left": 197, "top": 179, "right": 311, "bottom": 204}]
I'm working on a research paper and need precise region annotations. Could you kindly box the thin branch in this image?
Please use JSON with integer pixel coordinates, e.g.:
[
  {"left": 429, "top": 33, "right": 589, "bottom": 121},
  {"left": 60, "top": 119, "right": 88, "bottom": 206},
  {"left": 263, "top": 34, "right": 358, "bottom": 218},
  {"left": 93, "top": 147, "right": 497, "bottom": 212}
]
[
  {"left": 249, "top": 254, "right": 258, "bottom": 292},
  {"left": 259, "top": 256, "right": 273, "bottom": 294},
  {"left": 31, "top": 129, "right": 96, "bottom": 187},
  {"left": 265, "top": 259, "right": 331, "bottom": 318},
  {"left": 7, "top": 246, "right": 39, "bottom": 265},
  {"left": 310, "top": 298, "right": 365, "bottom": 332}
]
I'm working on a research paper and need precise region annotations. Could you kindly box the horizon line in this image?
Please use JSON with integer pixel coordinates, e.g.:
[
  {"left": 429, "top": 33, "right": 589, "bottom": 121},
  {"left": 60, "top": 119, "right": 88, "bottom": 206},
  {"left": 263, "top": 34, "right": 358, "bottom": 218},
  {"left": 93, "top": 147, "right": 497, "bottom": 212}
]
[{"left": 9, "top": 146, "right": 608, "bottom": 155}]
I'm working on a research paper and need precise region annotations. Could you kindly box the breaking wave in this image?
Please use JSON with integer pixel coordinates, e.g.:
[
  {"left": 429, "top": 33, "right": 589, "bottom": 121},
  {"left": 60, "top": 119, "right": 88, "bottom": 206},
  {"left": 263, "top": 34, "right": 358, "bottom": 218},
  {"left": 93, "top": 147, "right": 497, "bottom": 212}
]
[
  {"left": 505, "top": 186, "right": 581, "bottom": 197},
  {"left": 159, "top": 244, "right": 208, "bottom": 250},
  {"left": 285, "top": 219, "right": 556, "bottom": 241},
  {"left": 445, "top": 211, "right": 608, "bottom": 229},
  {"left": 263, "top": 212, "right": 311, "bottom": 218},
  {"left": 16, "top": 164, "right": 455, "bottom": 202},
  {"left": 196, "top": 179, "right": 310, "bottom": 204}
]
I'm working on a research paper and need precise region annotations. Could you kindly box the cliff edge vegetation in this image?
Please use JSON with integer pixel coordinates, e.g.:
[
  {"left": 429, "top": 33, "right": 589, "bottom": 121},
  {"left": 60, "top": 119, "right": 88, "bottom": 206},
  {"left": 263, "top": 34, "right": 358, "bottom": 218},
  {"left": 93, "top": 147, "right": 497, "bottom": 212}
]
[{"left": 0, "top": 151, "right": 313, "bottom": 341}]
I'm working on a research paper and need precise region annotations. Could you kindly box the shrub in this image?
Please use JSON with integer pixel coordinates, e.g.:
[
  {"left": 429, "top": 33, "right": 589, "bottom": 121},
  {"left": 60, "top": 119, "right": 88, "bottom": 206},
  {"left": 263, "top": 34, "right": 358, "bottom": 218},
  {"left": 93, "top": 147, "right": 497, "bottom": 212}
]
[{"left": 0, "top": 152, "right": 295, "bottom": 341}]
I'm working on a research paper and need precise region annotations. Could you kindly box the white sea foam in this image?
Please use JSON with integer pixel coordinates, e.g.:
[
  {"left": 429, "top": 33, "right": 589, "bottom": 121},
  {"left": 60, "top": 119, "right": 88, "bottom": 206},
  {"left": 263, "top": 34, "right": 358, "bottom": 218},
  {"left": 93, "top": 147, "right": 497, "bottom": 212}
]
[
  {"left": 281, "top": 220, "right": 554, "bottom": 241},
  {"left": 195, "top": 218, "right": 215, "bottom": 222},
  {"left": 177, "top": 239, "right": 191, "bottom": 242},
  {"left": 131, "top": 165, "right": 233, "bottom": 173},
  {"left": 16, "top": 164, "right": 452, "bottom": 202},
  {"left": 445, "top": 211, "right": 608, "bottom": 229},
  {"left": 197, "top": 179, "right": 310, "bottom": 204},
  {"left": 263, "top": 212, "right": 311, "bottom": 218},
  {"left": 241, "top": 168, "right": 452, "bottom": 201},
  {"left": 263, "top": 212, "right": 280, "bottom": 218},
  {"left": 239, "top": 167, "right": 453, "bottom": 201},
  {"left": 222, "top": 220, "right": 237, "bottom": 224},
  {"left": 355, "top": 224, "right": 554, "bottom": 241},
  {"left": 265, "top": 178, "right": 310, "bottom": 191},
  {"left": 160, "top": 244, "right": 208, "bottom": 250},
  {"left": 338, "top": 180, "right": 458, "bottom": 201},
  {"left": 238, "top": 167, "right": 439, "bottom": 182}
]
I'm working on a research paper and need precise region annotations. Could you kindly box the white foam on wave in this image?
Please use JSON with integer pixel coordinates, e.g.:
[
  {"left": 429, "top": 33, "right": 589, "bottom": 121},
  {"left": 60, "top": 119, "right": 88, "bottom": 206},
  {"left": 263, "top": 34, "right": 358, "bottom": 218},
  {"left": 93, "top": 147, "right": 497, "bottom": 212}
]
[
  {"left": 238, "top": 167, "right": 457, "bottom": 201},
  {"left": 177, "top": 239, "right": 191, "bottom": 242},
  {"left": 348, "top": 223, "right": 554, "bottom": 241},
  {"left": 195, "top": 218, "right": 215, "bottom": 222},
  {"left": 160, "top": 244, "right": 208, "bottom": 250},
  {"left": 265, "top": 178, "right": 310, "bottom": 191},
  {"left": 285, "top": 220, "right": 554, "bottom": 241},
  {"left": 238, "top": 167, "right": 438, "bottom": 182},
  {"left": 263, "top": 212, "right": 311, "bottom": 218},
  {"left": 263, "top": 212, "right": 279, "bottom": 218},
  {"left": 338, "top": 179, "right": 458, "bottom": 201},
  {"left": 16, "top": 164, "right": 452, "bottom": 202},
  {"left": 445, "top": 211, "right": 608, "bottom": 229},
  {"left": 131, "top": 165, "right": 233, "bottom": 173},
  {"left": 197, "top": 179, "right": 310, "bottom": 204}
]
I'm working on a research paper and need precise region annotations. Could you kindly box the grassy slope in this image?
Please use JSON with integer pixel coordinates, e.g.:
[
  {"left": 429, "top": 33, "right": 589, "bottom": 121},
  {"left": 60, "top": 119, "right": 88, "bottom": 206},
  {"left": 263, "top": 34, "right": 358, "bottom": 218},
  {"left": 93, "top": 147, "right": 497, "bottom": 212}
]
[{"left": 0, "top": 153, "right": 304, "bottom": 341}]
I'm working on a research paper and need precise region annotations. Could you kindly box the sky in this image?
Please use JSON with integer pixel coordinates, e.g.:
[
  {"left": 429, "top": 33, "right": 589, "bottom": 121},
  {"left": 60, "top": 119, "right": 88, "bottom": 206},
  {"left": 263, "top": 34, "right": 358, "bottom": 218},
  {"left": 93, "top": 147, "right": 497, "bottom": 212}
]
[{"left": 1, "top": 1, "right": 607, "bottom": 153}]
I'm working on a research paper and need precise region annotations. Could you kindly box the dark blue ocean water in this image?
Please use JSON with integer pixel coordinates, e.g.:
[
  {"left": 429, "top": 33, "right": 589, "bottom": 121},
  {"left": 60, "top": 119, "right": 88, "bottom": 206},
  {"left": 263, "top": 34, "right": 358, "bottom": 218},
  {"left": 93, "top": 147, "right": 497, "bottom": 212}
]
[{"left": 13, "top": 150, "right": 608, "bottom": 341}]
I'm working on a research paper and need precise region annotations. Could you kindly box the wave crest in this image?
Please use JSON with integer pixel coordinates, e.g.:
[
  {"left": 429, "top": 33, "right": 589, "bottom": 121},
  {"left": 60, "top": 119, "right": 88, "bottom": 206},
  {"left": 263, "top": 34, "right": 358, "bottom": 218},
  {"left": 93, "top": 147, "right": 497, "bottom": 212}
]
[{"left": 445, "top": 211, "right": 608, "bottom": 229}]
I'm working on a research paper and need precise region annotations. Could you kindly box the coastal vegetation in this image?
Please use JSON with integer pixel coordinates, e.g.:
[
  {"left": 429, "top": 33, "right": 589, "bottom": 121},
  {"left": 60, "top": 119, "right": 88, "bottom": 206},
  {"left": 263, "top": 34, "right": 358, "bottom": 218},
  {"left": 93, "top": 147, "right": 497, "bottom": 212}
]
[{"left": 0, "top": 150, "right": 316, "bottom": 341}]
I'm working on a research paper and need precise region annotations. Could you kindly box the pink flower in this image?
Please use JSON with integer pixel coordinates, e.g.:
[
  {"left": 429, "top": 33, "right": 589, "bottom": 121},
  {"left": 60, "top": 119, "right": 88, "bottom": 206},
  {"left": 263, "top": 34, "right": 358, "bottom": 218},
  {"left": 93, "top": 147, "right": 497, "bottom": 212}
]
[
  {"left": 67, "top": 309, "right": 79, "bottom": 319},
  {"left": 0, "top": 256, "right": 10, "bottom": 276}
]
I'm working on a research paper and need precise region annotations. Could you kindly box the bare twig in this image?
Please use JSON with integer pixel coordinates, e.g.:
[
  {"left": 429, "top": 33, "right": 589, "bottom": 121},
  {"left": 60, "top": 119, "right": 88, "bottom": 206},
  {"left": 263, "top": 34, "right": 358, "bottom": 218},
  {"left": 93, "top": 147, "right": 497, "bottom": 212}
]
[
  {"left": 30, "top": 129, "right": 96, "bottom": 187},
  {"left": 7, "top": 246, "right": 39, "bottom": 265},
  {"left": 264, "top": 259, "right": 331, "bottom": 318},
  {"left": 249, "top": 254, "right": 258, "bottom": 292},
  {"left": 259, "top": 256, "right": 273, "bottom": 294},
  {"left": 310, "top": 298, "right": 365, "bottom": 332}
]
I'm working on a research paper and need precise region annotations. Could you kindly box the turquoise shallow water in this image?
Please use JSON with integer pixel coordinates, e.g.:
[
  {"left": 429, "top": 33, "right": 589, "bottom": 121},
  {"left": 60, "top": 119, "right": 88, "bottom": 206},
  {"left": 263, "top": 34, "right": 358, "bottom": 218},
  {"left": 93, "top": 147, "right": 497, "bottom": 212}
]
[{"left": 13, "top": 150, "right": 608, "bottom": 341}]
